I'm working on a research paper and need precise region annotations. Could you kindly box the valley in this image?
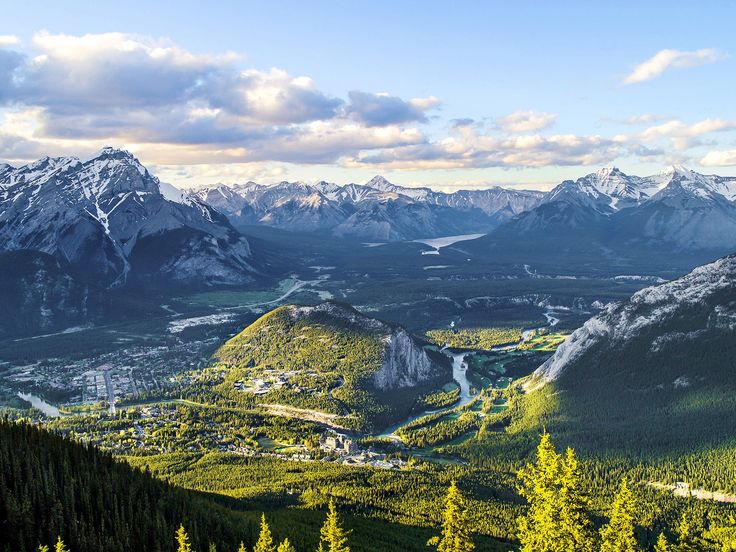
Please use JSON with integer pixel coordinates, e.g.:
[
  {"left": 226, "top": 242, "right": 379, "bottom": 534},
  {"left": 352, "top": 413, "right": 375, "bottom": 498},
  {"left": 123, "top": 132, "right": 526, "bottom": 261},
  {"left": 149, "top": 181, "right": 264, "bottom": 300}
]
[{"left": 3, "top": 155, "right": 736, "bottom": 551}]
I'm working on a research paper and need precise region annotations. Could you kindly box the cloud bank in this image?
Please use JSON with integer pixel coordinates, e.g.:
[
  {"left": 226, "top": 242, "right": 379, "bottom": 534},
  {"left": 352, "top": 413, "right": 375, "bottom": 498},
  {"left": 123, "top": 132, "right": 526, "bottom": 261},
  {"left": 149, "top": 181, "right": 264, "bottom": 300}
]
[
  {"left": 0, "top": 32, "right": 735, "bottom": 179},
  {"left": 623, "top": 48, "right": 725, "bottom": 84}
]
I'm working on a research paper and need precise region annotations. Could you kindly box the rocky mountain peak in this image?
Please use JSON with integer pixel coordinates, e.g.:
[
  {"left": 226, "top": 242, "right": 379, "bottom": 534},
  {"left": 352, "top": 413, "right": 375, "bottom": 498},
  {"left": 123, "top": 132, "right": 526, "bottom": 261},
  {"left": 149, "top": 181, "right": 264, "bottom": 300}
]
[{"left": 366, "top": 175, "right": 394, "bottom": 190}]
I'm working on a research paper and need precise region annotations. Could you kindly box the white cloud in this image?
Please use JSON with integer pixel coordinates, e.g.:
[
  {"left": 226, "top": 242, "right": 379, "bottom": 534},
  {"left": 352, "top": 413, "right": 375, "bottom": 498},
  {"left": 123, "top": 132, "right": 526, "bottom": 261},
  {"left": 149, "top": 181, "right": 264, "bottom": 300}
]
[
  {"left": 623, "top": 48, "right": 726, "bottom": 85},
  {"left": 497, "top": 110, "right": 556, "bottom": 133},
  {"left": 700, "top": 150, "right": 736, "bottom": 167},
  {"left": 639, "top": 117, "right": 736, "bottom": 150},
  {"left": 617, "top": 114, "right": 667, "bottom": 125},
  {"left": 0, "top": 32, "right": 437, "bottom": 167},
  {"left": 0, "top": 35, "right": 19, "bottom": 47},
  {"left": 344, "top": 91, "right": 439, "bottom": 126},
  {"left": 345, "top": 124, "right": 622, "bottom": 170},
  {"left": 2, "top": 31, "right": 735, "bottom": 179}
]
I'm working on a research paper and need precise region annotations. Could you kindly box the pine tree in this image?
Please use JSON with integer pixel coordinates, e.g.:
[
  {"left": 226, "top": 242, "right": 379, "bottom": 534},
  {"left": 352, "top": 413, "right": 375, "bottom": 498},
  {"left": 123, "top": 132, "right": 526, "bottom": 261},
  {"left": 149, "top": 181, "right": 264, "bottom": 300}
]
[
  {"left": 559, "top": 448, "right": 595, "bottom": 551},
  {"left": 676, "top": 515, "right": 701, "bottom": 552},
  {"left": 38, "top": 546, "right": 50, "bottom": 552},
  {"left": 54, "top": 537, "right": 68, "bottom": 552},
  {"left": 317, "top": 499, "right": 351, "bottom": 552},
  {"left": 517, "top": 433, "right": 597, "bottom": 552},
  {"left": 176, "top": 524, "right": 192, "bottom": 552},
  {"left": 277, "top": 538, "right": 297, "bottom": 552},
  {"left": 654, "top": 533, "right": 671, "bottom": 552},
  {"left": 238, "top": 542, "right": 246, "bottom": 552},
  {"left": 209, "top": 544, "right": 217, "bottom": 552},
  {"left": 254, "top": 514, "right": 277, "bottom": 552},
  {"left": 517, "top": 432, "right": 563, "bottom": 552},
  {"left": 429, "top": 481, "right": 475, "bottom": 552},
  {"left": 703, "top": 515, "right": 736, "bottom": 551},
  {"left": 599, "top": 479, "right": 639, "bottom": 552}
]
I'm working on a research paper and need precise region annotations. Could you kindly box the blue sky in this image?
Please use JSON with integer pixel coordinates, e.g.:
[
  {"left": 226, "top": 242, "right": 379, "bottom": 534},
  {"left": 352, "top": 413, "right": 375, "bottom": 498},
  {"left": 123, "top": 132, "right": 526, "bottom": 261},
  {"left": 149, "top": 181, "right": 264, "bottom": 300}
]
[{"left": 2, "top": 0, "right": 736, "bottom": 190}]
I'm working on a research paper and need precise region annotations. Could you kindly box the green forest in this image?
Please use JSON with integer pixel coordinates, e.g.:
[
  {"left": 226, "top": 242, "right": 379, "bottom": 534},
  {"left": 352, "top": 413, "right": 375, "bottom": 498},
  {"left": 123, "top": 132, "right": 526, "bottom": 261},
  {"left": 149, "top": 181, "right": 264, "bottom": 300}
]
[{"left": 6, "top": 419, "right": 736, "bottom": 552}]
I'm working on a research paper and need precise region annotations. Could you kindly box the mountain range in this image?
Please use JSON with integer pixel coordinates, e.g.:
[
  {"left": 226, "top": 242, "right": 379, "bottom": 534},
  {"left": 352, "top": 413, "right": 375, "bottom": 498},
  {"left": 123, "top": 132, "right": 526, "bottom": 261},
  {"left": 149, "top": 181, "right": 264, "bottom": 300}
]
[
  {"left": 3, "top": 147, "right": 736, "bottom": 336},
  {"left": 193, "top": 175, "right": 544, "bottom": 241},
  {"left": 462, "top": 166, "right": 736, "bottom": 273},
  {"left": 194, "top": 166, "right": 736, "bottom": 263}
]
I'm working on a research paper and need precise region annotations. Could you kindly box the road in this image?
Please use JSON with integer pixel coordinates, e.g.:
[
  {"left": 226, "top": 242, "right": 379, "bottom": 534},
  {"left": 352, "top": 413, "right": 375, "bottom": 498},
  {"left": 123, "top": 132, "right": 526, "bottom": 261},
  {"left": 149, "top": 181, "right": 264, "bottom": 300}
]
[{"left": 103, "top": 370, "right": 116, "bottom": 415}]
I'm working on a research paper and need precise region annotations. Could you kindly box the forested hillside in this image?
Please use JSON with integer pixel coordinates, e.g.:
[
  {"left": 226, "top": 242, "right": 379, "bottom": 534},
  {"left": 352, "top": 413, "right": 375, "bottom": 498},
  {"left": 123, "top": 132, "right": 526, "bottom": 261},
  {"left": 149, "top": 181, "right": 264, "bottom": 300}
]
[
  {"left": 0, "top": 419, "right": 259, "bottom": 552},
  {"left": 189, "top": 302, "right": 452, "bottom": 430}
]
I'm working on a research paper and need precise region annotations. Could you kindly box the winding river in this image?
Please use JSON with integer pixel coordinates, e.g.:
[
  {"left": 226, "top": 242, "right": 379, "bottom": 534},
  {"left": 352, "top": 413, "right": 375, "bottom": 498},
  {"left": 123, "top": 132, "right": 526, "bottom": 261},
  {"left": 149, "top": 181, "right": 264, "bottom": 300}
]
[{"left": 448, "top": 349, "right": 473, "bottom": 408}]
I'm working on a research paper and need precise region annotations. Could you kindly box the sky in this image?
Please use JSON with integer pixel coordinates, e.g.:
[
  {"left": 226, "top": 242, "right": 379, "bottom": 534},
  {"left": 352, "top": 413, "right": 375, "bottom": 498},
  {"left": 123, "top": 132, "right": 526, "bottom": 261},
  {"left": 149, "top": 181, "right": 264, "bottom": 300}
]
[{"left": 1, "top": 0, "right": 736, "bottom": 191}]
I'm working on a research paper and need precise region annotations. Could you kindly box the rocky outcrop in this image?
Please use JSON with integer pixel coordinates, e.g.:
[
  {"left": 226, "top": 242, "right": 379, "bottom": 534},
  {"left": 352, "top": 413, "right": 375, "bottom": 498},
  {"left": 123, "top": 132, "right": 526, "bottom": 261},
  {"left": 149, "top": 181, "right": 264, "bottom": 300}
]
[
  {"left": 0, "top": 250, "right": 101, "bottom": 338},
  {"left": 372, "top": 327, "right": 446, "bottom": 390},
  {"left": 534, "top": 254, "right": 736, "bottom": 382},
  {"left": 290, "top": 302, "right": 451, "bottom": 390}
]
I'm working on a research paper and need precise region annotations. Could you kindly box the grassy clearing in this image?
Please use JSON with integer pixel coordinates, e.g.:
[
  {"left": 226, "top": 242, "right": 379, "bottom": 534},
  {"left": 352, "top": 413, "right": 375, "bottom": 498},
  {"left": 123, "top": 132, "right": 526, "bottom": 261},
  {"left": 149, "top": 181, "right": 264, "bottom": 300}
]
[{"left": 518, "top": 332, "right": 568, "bottom": 351}]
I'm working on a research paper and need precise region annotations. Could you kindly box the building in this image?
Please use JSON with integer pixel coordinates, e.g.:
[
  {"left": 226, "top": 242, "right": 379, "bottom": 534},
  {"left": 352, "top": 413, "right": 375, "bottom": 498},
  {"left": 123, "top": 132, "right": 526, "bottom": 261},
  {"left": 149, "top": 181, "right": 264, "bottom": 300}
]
[{"left": 319, "top": 431, "right": 358, "bottom": 455}]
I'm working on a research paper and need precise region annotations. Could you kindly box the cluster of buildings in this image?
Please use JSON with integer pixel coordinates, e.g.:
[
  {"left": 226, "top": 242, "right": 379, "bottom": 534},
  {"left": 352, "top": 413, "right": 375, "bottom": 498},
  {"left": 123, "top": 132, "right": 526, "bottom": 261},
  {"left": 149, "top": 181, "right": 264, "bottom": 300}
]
[
  {"left": 234, "top": 369, "right": 315, "bottom": 395},
  {"left": 319, "top": 430, "right": 406, "bottom": 470}
]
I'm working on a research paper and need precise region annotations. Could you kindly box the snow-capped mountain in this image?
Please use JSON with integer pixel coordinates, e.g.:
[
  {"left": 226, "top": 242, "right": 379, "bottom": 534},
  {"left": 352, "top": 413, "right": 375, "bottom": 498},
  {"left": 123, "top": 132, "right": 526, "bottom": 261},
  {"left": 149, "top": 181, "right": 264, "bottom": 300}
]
[
  {"left": 0, "top": 147, "right": 256, "bottom": 288},
  {"left": 612, "top": 167, "right": 736, "bottom": 250},
  {"left": 542, "top": 167, "right": 660, "bottom": 213},
  {"left": 534, "top": 253, "right": 736, "bottom": 383},
  {"left": 466, "top": 166, "right": 736, "bottom": 272},
  {"left": 193, "top": 176, "right": 543, "bottom": 240}
]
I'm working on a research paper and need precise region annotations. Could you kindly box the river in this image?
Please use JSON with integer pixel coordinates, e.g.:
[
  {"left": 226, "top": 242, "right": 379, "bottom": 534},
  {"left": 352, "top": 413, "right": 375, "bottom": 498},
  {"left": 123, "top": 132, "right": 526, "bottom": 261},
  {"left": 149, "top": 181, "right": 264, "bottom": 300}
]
[
  {"left": 17, "top": 392, "right": 61, "bottom": 418},
  {"left": 448, "top": 349, "right": 473, "bottom": 408},
  {"left": 378, "top": 348, "right": 474, "bottom": 438}
]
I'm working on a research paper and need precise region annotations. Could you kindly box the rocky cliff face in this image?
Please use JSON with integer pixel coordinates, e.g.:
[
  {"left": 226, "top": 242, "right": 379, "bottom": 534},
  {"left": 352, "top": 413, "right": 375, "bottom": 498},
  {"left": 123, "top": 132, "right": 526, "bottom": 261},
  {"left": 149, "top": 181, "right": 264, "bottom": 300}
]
[
  {"left": 372, "top": 327, "right": 444, "bottom": 390},
  {"left": 290, "top": 302, "right": 451, "bottom": 391},
  {"left": 0, "top": 251, "right": 101, "bottom": 338},
  {"left": 534, "top": 254, "right": 736, "bottom": 383}
]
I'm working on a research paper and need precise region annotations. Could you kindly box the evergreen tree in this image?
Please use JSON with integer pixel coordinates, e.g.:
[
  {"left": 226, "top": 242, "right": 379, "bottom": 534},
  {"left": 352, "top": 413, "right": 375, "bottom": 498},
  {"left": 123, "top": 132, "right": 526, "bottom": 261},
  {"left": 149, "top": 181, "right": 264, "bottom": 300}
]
[
  {"left": 599, "top": 479, "right": 639, "bottom": 552},
  {"left": 38, "top": 546, "right": 49, "bottom": 552},
  {"left": 517, "top": 433, "right": 563, "bottom": 552},
  {"left": 676, "top": 515, "right": 701, "bottom": 552},
  {"left": 277, "top": 538, "right": 297, "bottom": 552},
  {"left": 209, "top": 544, "right": 218, "bottom": 552},
  {"left": 559, "top": 448, "right": 595, "bottom": 552},
  {"left": 176, "top": 524, "right": 193, "bottom": 552},
  {"left": 654, "top": 533, "right": 671, "bottom": 552},
  {"left": 517, "top": 433, "right": 595, "bottom": 552},
  {"left": 54, "top": 537, "right": 68, "bottom": 552},
  {"left": 238, "top": 542, "right": 246, "bottom": 552},
  {"left": 704, "top": 516, "right": 736, "bottom": 551},
  {"left": 318, "top": 499, "right": 351, "bottom": 552},
  {"left": 429, "top": 481, "right": 475, "bottom": 552},
  {"left": 254, "top": 514, "right": 277, "bottom": 552}
]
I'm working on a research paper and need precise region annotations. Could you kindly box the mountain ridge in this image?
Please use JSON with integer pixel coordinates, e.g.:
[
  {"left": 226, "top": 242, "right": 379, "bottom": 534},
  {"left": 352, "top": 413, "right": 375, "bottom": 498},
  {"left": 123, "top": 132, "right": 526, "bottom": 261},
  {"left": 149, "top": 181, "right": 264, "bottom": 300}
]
[{"left": 0, "top": 147, "right": 257, "bottom": 288}]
